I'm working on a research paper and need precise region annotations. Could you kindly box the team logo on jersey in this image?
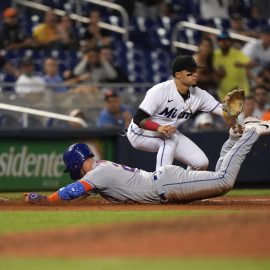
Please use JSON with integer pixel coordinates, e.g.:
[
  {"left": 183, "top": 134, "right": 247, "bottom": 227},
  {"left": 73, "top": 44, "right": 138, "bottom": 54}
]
[
  {"left": 159, "top": 107, "right": 192, "bottom": 119},
  {"left": 178, "top": 111, "right": 192, "bottom": 119},
  {"left": 159, "top": 107, "right": 178, "bottom": 118}
]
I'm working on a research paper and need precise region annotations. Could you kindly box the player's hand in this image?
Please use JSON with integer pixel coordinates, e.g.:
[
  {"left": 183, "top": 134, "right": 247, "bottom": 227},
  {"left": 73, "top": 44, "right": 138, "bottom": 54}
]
[
  {"left": 157, "top": 125, "right": 176, "bottom": 137},
  {"left": 24, "top": 193, "right": 48, "bottom": 204}
]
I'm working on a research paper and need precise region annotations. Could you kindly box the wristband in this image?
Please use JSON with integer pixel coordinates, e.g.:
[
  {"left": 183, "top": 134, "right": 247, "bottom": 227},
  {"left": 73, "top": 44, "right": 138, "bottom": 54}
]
[{"left": 143, "top": 119, "right": 160, "bottom": 131}]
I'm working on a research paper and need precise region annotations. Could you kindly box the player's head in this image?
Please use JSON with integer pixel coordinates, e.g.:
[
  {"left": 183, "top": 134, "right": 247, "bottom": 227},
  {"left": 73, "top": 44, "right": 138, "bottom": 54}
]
[
  {"left": 63, "top": 143, "right": 94, "bottom": 180},
  {"left": 171, "top": 55, "right": 199, "bottom": 77},
  {"left": 171, "top": 55, "right": 203, "bottom": 86}
]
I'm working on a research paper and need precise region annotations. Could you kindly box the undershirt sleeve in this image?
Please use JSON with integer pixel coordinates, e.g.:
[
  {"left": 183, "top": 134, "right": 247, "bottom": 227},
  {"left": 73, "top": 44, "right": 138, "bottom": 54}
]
[{"left": 133, "top": 108, "right": 151, "bottom": 126}]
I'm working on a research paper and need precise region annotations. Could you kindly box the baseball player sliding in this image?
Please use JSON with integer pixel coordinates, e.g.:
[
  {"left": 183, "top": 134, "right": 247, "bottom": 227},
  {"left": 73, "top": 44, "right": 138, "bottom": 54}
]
[
  {"left": 127, "top": 55, "right": 232, "bottom": 171},
  {"left": 25, "top": 117, "right": 270, "bottom": 204}
]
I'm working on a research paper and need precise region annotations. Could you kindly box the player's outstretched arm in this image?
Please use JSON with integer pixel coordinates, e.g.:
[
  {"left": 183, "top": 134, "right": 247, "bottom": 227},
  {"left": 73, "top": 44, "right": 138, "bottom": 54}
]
[{"left": 25, "top": 180, "right": 93, "bottom": 204}]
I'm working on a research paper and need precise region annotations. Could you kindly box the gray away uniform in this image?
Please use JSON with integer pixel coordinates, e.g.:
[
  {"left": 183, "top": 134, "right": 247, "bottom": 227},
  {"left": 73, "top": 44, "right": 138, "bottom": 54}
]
[{"left": 84, "top": 129, "right": 259, "bottom": 204}]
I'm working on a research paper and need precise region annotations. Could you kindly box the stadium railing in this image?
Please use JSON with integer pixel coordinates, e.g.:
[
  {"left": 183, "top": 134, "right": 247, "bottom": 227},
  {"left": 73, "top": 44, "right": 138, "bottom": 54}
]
[
  {"left": 0, "top": 102, "right": 88, "bottom": 128},
  {"left": 171, "top": 21, "right": 258, "bottom": 52},
  {"left": 13, "top": 0, "right": 129, "bottom": 40}
]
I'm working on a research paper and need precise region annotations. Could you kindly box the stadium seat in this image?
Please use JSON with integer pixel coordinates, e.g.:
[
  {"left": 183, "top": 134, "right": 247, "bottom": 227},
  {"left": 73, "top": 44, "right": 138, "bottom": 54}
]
[{"left": 0, "top": 113, "right": 20, "bottom": 127}]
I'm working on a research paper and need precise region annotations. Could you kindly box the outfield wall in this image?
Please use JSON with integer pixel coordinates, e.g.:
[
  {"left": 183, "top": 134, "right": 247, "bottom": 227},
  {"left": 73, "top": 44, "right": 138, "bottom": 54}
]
[
  {"left": 0, "top": 128, "right": 269, "bottom": 191},
  {"left": 0, "top": 128, "right": 117, "bottom": 191}
]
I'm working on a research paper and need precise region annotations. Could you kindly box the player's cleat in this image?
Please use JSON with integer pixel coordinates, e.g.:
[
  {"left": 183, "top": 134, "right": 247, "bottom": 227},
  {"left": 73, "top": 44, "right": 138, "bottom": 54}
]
[
  {"left": 244, "top": 117, "right": 270, "bottom": 135},
  {"left": 229, "top": 124, "right": 244, "bottom": 138}
]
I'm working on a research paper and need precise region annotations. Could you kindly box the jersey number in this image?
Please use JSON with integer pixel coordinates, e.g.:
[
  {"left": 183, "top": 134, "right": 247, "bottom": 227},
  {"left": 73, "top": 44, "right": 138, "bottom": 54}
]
[{"left": 111, "top": 162, "right": 136, "bottom": 172}]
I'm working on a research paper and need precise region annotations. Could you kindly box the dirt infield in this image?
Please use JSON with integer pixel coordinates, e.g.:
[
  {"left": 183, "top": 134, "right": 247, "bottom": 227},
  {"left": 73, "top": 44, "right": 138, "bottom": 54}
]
[
  {"left": 1, "top": 195, "right": 270, "bottom": 258},
  {"left": 1, "top": 194, "right": 270, "bottom": 211}
]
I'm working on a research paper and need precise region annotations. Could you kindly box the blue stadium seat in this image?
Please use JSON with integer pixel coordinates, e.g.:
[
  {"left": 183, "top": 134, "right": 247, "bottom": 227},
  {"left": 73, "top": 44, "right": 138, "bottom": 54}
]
[{"left": 0, "top": 113, "right": 19, "bottom": 127}]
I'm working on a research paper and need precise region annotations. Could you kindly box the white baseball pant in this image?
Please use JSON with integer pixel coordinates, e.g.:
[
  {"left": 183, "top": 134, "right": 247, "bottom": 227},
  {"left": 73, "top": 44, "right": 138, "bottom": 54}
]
[{"left": 127, "top": 124, "right": 208, "bottom": 171}]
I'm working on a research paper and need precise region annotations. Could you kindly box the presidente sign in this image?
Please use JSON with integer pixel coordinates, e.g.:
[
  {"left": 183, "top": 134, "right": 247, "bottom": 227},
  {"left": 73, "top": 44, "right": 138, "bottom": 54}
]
[
  {"left": 0, "top": 146, "right": 63, "bottom": 178},
  {"left": 0, "top": 138, "right": 111, "bottom": 191}
]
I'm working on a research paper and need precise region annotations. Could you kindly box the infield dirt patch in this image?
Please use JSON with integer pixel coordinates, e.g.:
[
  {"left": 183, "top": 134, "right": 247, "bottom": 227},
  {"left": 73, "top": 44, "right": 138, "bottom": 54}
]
[{"left": 0, "top": 195, "right": 270, "bottom": 258}]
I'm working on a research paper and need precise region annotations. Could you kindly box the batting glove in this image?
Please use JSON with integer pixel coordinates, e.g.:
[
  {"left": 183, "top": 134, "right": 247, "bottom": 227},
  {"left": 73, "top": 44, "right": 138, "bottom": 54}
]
[{"left": 24, "top": 193, "right": 48, "bottom": 204}]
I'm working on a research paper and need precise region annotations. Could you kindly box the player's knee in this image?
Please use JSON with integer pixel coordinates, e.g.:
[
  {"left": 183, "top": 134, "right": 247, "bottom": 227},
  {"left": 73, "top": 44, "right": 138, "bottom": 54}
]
[
  {"left": 191, "top": 158, "right": 209, "bottom": 171},
  {"left": 219, "top": 173, "right": 235, "bottom": 193}
]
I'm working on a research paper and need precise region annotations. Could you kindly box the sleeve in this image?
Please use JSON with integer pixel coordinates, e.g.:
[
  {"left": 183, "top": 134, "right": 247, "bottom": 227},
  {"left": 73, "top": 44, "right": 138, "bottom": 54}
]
[
  {"left": 47, "top": 179, "right": 93, "bottom": 202},
  {"left": 32, "top": 24, "right": 43, "bottom": 42},
  {"left": 101, "top": 61, "right": 118, "bottom": 80},
  {"left": 238, "top": 51, "right": 251, "bottom": 64},
  {"left": 242, "top": 42, "right": 256, "bottom": 60},
  {"left": 133, "top": 108, "right": 151, "bottom": 126},
  {"left": 198, "top": 89, "right": 221, "bottom": 113},
  {"left": 96, "top": 110, "right": 114, "bottom": 127},
  {"left": 211, "top": 103, "right": 224, "bottom": 116},
  {"left": 73, "top": 57, "right": 88, "bottom": 76},
  {"left": 138, "top": 86, "right": 162, "bottom": 116}
]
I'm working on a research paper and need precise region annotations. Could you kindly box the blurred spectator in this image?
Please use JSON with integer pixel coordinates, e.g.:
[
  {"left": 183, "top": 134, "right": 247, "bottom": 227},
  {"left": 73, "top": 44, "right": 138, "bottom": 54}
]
[
  {"left": 246, "top": 3, "right": 267, "bottom": 29},
  {"left": 57, "top": 14, "right": 78, "bottom": 49},
  {"left": 81, "top": 9, "right": 111, "bottom": 51},
  {"left": 242, "top": 26, "right": 270, "bottom": 83},
  {"left": 192, "top": 113, "right": 215, "bottom": 131},
  {"left": 254, "top": 65, "right": 270, "bottom": 90},
  {"left": 99, "top": 46, "right": 129, "bottom": 83},
  {"left": 15, "top": 57, "right": 46, "bottom": 94},
  {"left": 42, "top": 57, "right": 68, "bottom": 92},
  {"left": 134, "top": 0, "right": 164, "bottom": 20},
  {"left": 213, "top": 31, "right": 250, "bottom": 100},
  {"left": 238, "top": 95, "right": 256, "bottom": 124},
  {"left": 97, "top": 89, "right": 133, "bottom": 128},
  {"left": 73, "top": 48, "right": 118, "bottom": 83},
  {"left": 252, "top": 85, "right": 270, "bottom": 119},
  {"left": 0, "top": 54, "right": 20, "bottom": 78},
  {"left": 192, "top": 112, "right": 226, "bottom": 131},
  {"left": 261, "top": 109, "right": 270, "bottom": 120},
  {"left": 32, "top": 9, "right": 61, "bottom": 48},
  {"left": 0, "top": 7, "right": 32, "bottom": 50},
  {"left": 199, "top": 0, "right": 232, "bottom": 20},
  {"left": 229, "top": 12, "right": 258, "bottom": 49},
  {"left": 193, "top": 37, "right": 217, "bottom": 94},
  {"left": 250, "top": 1, "right": 270, "bottom": 20}
]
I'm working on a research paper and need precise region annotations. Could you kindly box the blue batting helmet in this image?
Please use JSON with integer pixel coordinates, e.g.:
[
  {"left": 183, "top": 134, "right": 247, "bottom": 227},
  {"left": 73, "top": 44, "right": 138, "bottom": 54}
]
[{"left": 63, "top": 143, "right": 94, "bottom": 180}]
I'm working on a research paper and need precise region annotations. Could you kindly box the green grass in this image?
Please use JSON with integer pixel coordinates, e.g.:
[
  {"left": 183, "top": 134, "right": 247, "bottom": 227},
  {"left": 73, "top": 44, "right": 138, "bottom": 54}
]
[
  {"left": 0, "top": 209, "right": 234, "bottom": 235},
  {"left": 0, "top": 258, "right": 269, "bottom": 270},
  {"left": 227, "top": 189, "right": 270, "bottom": 196}
]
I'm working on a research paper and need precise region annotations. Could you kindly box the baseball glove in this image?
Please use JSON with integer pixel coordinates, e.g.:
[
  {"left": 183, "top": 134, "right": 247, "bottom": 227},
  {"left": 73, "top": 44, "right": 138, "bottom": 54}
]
[{"left": 222, "top": 88, "right": 245, "bottom": 118}]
